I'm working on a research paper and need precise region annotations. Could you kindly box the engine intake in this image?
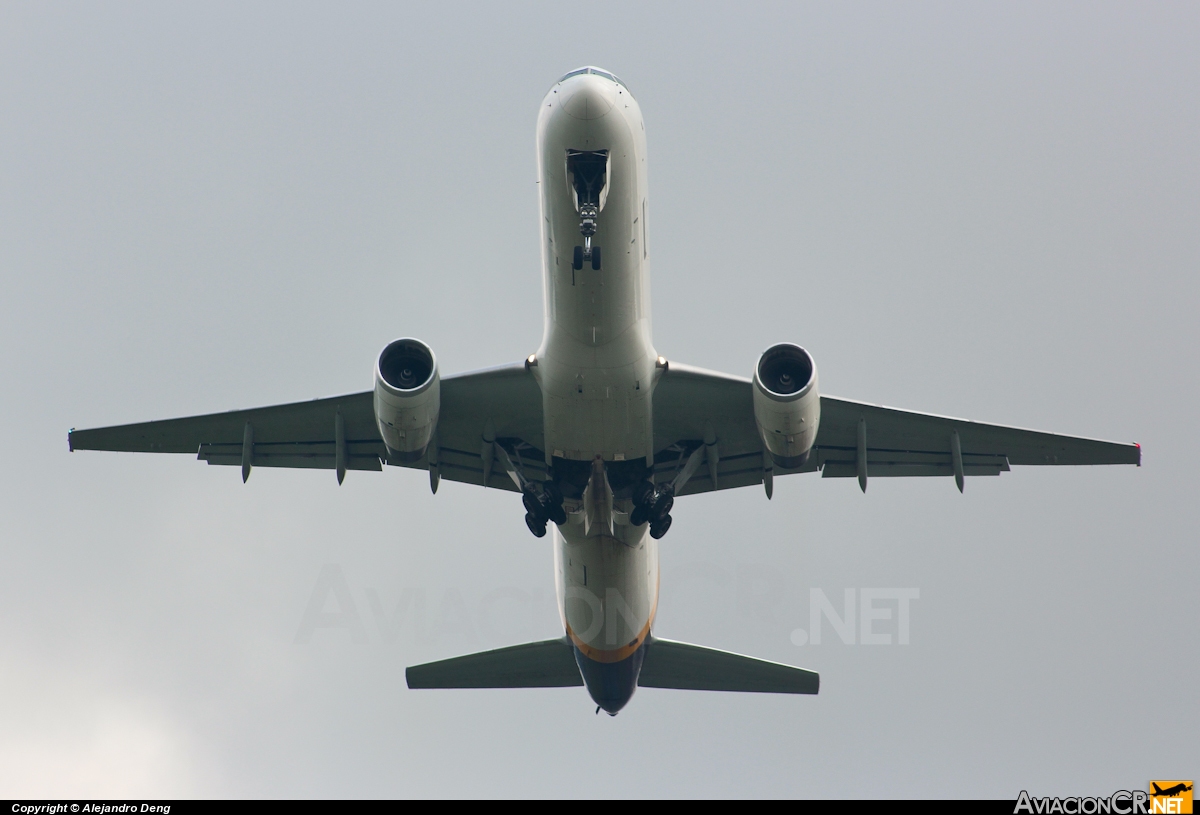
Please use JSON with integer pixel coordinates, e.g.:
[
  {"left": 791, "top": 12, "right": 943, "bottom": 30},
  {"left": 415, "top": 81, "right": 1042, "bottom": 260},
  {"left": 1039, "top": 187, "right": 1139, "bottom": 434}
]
[
  {"left": 374, "top": 338, "right": 440, "bottom": 463},
  {"left": 752, "top": 343, "right": 820, "bottom": 469}
]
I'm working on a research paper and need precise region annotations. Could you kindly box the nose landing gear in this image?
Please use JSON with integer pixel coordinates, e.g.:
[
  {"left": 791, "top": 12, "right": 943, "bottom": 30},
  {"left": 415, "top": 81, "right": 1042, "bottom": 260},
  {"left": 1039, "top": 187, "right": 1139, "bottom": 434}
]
[
  {"left": 572, "top": 244, "right": 602, "bottom": 272},
  {"left": 572, "top": 205, "right": 602, "bottom": 272},
  {"left": 568, "top": 149, "right": 607, "bottom": 272}
]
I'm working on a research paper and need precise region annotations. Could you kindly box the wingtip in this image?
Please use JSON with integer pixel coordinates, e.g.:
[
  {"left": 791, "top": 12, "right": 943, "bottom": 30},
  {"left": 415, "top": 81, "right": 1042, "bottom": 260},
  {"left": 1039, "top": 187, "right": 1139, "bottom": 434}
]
[
  {"left": 67, "top": 429, "right": 74, "bottom": 452},
  {"left": 1135, "top": 442, "right": 1141, "bottom": 467}
]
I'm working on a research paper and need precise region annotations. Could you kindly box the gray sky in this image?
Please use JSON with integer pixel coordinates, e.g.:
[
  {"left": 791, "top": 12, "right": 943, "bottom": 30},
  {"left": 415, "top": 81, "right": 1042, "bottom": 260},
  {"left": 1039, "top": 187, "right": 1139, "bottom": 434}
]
[{"left": 2, "top": 0, "right": 1196, "bottom": 798}]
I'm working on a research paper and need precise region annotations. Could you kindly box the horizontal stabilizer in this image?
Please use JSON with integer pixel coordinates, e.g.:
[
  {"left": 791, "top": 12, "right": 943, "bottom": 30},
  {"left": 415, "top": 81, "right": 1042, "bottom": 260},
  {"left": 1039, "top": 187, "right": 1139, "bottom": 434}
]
[
  {"left": 639, "top": 637, "right": 819, "bottom": 694},
  {"left": 406, "top": 638, "right": 583, "bottom": 689}
]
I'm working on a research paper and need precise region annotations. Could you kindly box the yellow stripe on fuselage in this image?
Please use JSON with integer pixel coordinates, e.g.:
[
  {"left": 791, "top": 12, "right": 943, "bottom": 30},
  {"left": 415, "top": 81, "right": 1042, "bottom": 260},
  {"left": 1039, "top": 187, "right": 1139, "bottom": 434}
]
[{"left": 565, "top": 572, "right": 659, "bottom": 664}]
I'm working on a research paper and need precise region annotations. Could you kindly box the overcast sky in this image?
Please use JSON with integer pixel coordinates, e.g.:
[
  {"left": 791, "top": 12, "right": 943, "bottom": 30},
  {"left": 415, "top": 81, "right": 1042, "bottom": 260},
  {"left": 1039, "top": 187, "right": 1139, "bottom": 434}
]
[{"left": 2, "top": 0, "right": 1196, "bottom": 798}]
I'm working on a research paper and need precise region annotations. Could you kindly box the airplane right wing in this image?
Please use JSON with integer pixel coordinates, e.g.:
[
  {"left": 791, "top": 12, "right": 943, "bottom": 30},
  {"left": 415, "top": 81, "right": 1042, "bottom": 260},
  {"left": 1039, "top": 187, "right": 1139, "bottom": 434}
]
[{"left": 651, "top": 361, "right": 1140, "bottom": 495}]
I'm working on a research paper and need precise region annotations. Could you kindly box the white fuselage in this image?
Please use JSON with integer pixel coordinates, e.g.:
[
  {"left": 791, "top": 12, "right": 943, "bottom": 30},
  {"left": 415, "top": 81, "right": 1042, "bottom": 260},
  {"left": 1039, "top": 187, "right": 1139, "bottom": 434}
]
[{"left": 531, "top": 71, "right": 659, "bottom": 668}]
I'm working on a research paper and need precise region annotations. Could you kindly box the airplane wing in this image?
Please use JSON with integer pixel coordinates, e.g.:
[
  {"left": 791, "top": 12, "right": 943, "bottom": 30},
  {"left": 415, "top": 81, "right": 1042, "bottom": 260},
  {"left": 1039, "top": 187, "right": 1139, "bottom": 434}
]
[
  {"left": 638, "top": 637, "right": 819, "bottom": 694},
  {"left": 68, "top": 362, "right": 545, "bottom": 491},
  {"left": 404, "top": 635, "right": 820, "bottom": 694},
  {"left": 406, "top": 638, "right": 583, "bottom": 689},
  {"left": 652, "top": 361, "right": 1140, "bottom": 495}
]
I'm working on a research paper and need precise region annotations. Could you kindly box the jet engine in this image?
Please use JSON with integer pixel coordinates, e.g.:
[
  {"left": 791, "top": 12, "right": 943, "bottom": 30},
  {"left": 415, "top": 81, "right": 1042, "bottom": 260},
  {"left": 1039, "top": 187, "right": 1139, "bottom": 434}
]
[
  {"left": 752, "top": 343, "right": 820, "bottom": 469},
  {"left": 374, "top": 338, "right": 440, "bottom": 463}
]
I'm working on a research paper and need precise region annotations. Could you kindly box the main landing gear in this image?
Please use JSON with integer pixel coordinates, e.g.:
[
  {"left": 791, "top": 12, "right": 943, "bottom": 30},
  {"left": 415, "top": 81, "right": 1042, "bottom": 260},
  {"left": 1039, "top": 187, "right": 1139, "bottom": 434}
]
[
  {"left": 523, "top": 481, "right": 566, "bottom": 538},
  {"left": 630, "top": 480, "right": 674, "bottom": 539}
]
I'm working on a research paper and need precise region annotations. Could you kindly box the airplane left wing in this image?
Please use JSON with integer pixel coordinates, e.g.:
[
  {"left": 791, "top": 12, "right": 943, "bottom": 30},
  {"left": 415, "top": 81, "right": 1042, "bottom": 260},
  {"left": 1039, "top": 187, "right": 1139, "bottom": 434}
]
[
  {"left": 652, "top": 361, "right": 1140, "bottom": 495},
  {"left": 68, "top": 362, "right": 545, "bottom": 491}
]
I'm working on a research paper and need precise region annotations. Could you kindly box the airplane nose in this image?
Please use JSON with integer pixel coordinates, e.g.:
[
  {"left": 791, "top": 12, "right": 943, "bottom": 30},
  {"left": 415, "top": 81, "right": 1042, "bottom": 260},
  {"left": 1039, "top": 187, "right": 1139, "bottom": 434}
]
[{"left": 561, "top": 78, "right": 616, "bottom": 120}]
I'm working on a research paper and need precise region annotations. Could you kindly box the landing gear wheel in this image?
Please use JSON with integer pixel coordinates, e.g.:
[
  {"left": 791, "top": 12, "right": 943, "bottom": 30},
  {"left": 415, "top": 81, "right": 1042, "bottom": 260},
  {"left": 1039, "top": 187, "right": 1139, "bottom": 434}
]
[
  {"left": 525, "top": 512, "right": 547, "bottom": 538},
  {"left": 573, "top": 246, "right": 584, "bottom": 270},
  {"left": 651, "top": 490, "right": 674, "bottom": 519},
  {"left": 591, "top": 245, "right": 601, "bottom": 270},
  {"left": 544, "top": 495, "right": 567, "bottom": 526},
  {"left": 632, "top": 481, "right": 656, "bottom": 508},
  {"left": 630, "top": 505, "right": 649, "bottom": 527},
  {"left": 525, "top": 483, "right": 566, "bottom": 526},
  {"left": 649, "top": 514, "right": 672, "bottom": 539}
]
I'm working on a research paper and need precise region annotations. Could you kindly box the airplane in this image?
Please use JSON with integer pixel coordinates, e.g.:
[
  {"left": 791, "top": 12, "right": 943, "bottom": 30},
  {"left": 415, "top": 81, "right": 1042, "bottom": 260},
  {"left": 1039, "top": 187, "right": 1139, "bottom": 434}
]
[
  {"left": 68, "top": 66, "right": 1141, "bottom": 716},
  {"left": 1152, "top": 784, "right": 1193, "bottom": 798}
]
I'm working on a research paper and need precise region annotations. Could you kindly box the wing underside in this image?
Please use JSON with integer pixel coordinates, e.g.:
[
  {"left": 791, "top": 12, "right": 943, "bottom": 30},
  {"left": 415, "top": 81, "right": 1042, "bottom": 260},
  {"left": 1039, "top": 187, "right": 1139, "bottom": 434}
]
[
  {"left": 639, "top": 637, "right": 819, "bottom": 694},
  {"left": 404, "top": 636, "right": 820, "bottom": 694},
  {"left": 406, "top": 638, "right": 583, "bottom": 689},
  {"left": 70, "top": 358, "right": 1138, "bottom": 496},
  {"left": 651, "top": 362, "right": 1139, "bottom": 496},
  {"left": 68, "top": 363, "right": 546, "bottom": 491}
]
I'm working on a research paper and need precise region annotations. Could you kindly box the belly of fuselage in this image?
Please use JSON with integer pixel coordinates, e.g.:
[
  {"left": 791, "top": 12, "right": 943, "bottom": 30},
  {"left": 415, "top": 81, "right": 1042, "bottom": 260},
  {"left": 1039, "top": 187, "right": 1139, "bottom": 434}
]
[
  {"left": 553, "top": 517, "right": 659, "bottom": 714},
  {"left": 536, "top": 72, "right": 660, "bottom": 714},
  {"left": 535, "top": 73, "right": 656, "bottom": 466}
]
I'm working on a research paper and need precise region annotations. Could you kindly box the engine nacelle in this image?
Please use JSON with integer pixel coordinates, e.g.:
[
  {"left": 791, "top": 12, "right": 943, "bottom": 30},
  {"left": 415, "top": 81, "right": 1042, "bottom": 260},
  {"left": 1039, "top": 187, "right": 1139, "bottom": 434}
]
[
  {"left": 374, "top": 338, "right": 440, "bottom": 463},
  {"left": 752, "top": 343, "right": 820, "bottom": 469}
]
